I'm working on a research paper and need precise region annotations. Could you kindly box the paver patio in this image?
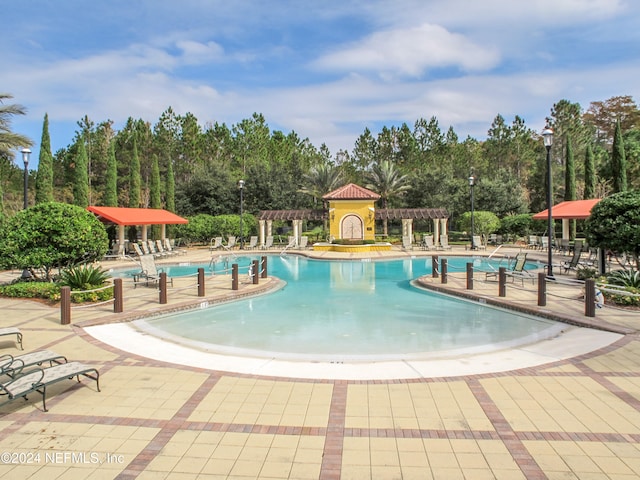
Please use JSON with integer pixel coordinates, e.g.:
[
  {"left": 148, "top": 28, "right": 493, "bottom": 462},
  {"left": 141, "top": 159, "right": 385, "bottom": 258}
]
[{"left": 0, "top": 245, "right": 638, "bottom": 479}]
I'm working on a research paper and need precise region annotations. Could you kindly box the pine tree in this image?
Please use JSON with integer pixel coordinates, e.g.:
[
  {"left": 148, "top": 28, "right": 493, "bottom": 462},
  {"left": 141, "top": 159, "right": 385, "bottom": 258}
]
[
  {"left": 73, "top": 138, "right": 89, "bottom": 207},
  {"left": 104, "top": 142, "right": 118, "bottom": 206},
  {"left": 35, "top": 113, "right": 54, "bottom": 203},
  {"left": 584, "top": 144, "right": 596, "bottom": 199},
  {"left": 129, "top": 138, "right": 141, "bottom": 208},
  {"left": 611, "top": 119, "right": 627, "bottom": 193}
]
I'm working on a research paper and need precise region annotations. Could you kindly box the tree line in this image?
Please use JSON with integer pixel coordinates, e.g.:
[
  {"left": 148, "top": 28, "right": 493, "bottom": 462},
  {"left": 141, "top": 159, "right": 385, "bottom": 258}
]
[{"left": 1, "top": 94, "right": 638, "bottom": 238}]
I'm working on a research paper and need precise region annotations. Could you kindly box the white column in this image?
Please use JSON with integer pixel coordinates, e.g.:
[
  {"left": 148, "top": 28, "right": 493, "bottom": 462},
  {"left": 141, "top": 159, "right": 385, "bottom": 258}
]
[
  {"left": 161, "top": 224, "right": 166, "bottom": 240},
  {"left": 562, "top": 219, "right": 570, "bottom": 240},
  {"left": 433, "top": 219, "right": 440, "bottom": 246},
  {"left": 440, "top": 218, "right": 448, "bottom": 237},
  {"left": 267, "top": 220, "right": 273, "bottom": 237},
  {"left": 402, "top": 219, "right": 413, "bottom": 241},
  {"left": 118, "top": 225, "right": 126, "bottom": 256},
  {"left": 259, "top": 220, "right": 266, "bottom": 247},
  {"left": 141, "top": 225, "right": 148, "bottom": 241}
]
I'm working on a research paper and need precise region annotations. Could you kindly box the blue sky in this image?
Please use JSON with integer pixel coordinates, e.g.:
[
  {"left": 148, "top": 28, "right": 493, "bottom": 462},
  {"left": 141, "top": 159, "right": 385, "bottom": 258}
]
[{"left": 3, "top": 0, "right": 639, "bottom": 167}]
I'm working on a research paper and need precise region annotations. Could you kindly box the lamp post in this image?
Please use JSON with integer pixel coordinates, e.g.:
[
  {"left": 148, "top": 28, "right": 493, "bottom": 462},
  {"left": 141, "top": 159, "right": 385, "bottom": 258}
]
[
  {"left": 21, "top": 148, "right": 31, "bottom": 209},
  {"left": 468, "top": 174, "right": 476, "bottom": 250},
  {"left": 238, "top": 179, "right": 245, "bottom": 249},
  {"left": 542, "top": 123, "right": 554, "bottom": 277}
]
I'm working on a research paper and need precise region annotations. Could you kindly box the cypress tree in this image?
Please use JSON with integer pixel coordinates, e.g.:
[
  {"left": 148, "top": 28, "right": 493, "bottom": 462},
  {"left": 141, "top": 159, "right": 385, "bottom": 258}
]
[
  {"left": 73, "top": 138, "right": 89, "bottom": 208},
  {"left": 584, "top": 144, "right": 596, "bottom": 199},
  {"left": 166, "top": 157, "right": 175, "bottom": 213},
  {"left": 150, "top": 154, "right": 161, "bottom": 238},
  {"left": 129, "top": 138, "right": 141, "bottom": 208},
  {"left": 611, "top": 119, "right": 627, "bottom": 193},
  {"left": 104, "top": 142, "right": 118, "bottom": 206},
  {"left": 35, "top": 113, "right": 54, "bottom": 203},
  {"left": 564, "top": 134, "right": 576, "bottom": 239}
]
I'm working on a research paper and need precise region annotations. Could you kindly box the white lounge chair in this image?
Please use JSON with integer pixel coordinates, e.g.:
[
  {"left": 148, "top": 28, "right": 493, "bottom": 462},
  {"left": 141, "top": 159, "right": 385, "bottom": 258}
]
[
  {"left": 438, "top": 235, "right": 452, "bottom": 250},
  {"left": 164, "top": 238, "right": 187, "bottom": 255},
  {"left": 0, "top": 328, "right": 23, "bottom": 350},
  {"left": 421, "top": 235, "right": 435, "bottom": 251},
  {"left": 226, "top": 236, "right": 237, "bottom": 249},
  {"left": 247, "top": 236, "right": 258, "bottom": 249},
  {"left": 135, "top": 255, "right": 173, "bottom": 288},
  {"left": 1, "top": 350, "right": 67, "bottom": 378},
  {"left": 0, "top": 361, "right": 100, "bottom": 412},
  {"left": 262, "top": 236, "right": 274, "bottom": 249},
  {"left": 209, "top": 237, "right": 223, "bottom": 250},
  {"left": 402, "top": 236, "right": 413, "bottom": 250}
]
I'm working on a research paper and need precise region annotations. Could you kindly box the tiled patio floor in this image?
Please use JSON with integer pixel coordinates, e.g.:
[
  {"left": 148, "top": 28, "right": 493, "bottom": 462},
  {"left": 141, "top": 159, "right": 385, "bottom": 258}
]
[{"left": 1, "top": 246, "right": 639, "bottom": 479}]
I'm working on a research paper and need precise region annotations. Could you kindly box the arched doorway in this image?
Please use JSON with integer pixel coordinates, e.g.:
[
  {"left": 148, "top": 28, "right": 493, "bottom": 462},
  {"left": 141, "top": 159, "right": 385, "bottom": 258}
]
[{"left": 341, "top": 214, "right": 363, "bottom": 240}]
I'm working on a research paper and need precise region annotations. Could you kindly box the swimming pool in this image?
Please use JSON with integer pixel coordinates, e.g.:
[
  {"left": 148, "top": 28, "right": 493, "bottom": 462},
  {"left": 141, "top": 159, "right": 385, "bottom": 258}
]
[{"left": 128, "top": 255, "right": 565, "bottom": 362}]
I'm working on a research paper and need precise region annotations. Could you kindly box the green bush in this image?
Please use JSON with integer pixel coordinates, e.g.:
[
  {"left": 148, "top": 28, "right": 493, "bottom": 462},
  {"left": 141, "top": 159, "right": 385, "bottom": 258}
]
[
  {"left": 60, "top": 264, "right": 111, "bottom": 290},
  {"left": 603, "top": 286, "right": 640, "bottom": 307},
  {"left": 607, "top": 269, "right": 640, "bottom": 288},
  {"left": 0, "top": 281, "right": 61, "bottom": 301}
]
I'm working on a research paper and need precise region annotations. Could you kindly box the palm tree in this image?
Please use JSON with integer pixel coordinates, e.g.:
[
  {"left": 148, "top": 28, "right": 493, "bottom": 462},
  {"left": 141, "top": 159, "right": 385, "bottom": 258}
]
[
  {"left": 299, "top": 163, "right": 345, "bottom": 231},
  {"left": 365, "top": 160, "right": 411, "bottom": 235},
  {"left": 0, "top": 93, "right": 33, "bottom": 159}
]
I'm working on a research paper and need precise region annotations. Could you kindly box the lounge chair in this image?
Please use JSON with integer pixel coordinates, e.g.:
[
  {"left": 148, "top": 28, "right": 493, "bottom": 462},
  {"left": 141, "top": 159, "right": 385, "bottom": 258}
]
[
  {"left": 402, "top": 236, "right": 413, "bottom": 250},
  {"left": 561, "top": 246, "right": 583, "bottom": 274},
  {"left": 103, "top": 242, "right": 125, "bottom": 260},
  {"left": 472, "top": 236, "right": 486, "bottom": 250},
  {"left": 226, "top": 236, "right": 237, "bottom": 250},
  {"left": 147, "top": 240, "right": 166, "bottom": 257},
  {"left": 1, "top": 350, "right": 67, "bottom": 378},
  {"left": 135, "top": 254, "right": 173, "bottom": 288},
  {"left": 131, "top": 242, "right": 144, "bottom": 257},
  {"left": 527, "top": 235, "right": 538, "bottom": 249},
  {"left": 246, "top": 236, "right": 258, "bottom": 250},
  {"left": 438, "top": 235, "right": 452, "bottom": 251},
  {"left": 0, "top": 361, "right": 100, "bottom": 412},
  {"left": 156, "top": 239, "right": 175, "bottom": 257},
  {"left": 297, "top": 236, "right": 309, "bottom": 249},
  {"left": 262, "top": 235, "right": 274, "bottom": 249},
  {"left": 0, "top": 328, "right": 23, "bottom": 350},
  {"left": 209, "top": 237, "right": 223, "bottom": 250},
  {"left": 164, "top": 238, "right": 187, "bottom": 255},
  {"left": 485, "top": 252, "right": 533, "bottom": 284},
  {"left": 421, "top": 235, "right": 435, "bottom": 251}
]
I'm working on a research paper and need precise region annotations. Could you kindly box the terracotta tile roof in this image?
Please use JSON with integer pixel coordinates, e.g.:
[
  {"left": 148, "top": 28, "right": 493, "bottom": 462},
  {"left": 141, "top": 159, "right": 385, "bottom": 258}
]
[
  {"left": 532, "top": 199, "right": 601, "bottom": 220},
  {"left": 87, "top": 206, "right": 188, "bottom": 226},
  {"left": 322, "top": 183, "right": 381, "bottom": 200}
]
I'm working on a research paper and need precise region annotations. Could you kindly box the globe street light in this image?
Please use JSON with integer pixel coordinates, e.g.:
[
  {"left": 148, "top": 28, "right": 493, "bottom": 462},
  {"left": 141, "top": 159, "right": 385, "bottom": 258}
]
[
  {"left": 238, "top": 179, "right": 245, "bottom": 249},
  {"left": 21, "top": 147, "right": 31, "bottom": 209},
  {"left": 542, "top": 123, "right": 554, "bottom": 277},
  {"left": 468, "top": 174, "right": 476, "bottom": 250}
]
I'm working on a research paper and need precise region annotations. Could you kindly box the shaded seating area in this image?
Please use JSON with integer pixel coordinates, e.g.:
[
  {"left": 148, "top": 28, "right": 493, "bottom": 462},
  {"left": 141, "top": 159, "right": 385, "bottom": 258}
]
[
  {"left": 1, "top": 350, "right": 67, "bottom": 379},
  {"left": 0, "top": 327, "right": 23, "bottom": 350},
  {"left": 0, "top": 361, "right": 100, "bottom": 412}
]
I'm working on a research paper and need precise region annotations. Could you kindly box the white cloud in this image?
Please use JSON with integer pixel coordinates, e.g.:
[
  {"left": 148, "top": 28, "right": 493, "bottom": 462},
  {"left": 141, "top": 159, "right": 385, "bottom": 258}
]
[{"left": 313, "top": 23, "right": 499, "bottom": 78}]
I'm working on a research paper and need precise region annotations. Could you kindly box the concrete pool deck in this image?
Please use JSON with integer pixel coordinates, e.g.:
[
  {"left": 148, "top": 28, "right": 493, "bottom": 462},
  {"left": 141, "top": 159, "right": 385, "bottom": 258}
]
[{"left": 1, "top": 245, "right": 640, "bottom": 479}]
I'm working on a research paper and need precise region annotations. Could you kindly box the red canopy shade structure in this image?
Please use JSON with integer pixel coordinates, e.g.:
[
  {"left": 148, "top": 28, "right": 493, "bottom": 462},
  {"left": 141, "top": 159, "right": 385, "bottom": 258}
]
[
  {"left": 532, "top": 199, "right": 601, "bottom": 220},
  {"left": 87, "top": 206, "right": 188, "bottom": 226},
  {"left": 88, "top": 207, "right": 188, "bottom": 255}
]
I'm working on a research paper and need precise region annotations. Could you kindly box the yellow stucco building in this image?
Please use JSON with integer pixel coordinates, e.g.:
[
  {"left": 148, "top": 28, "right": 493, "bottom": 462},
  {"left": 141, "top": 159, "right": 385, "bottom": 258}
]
[{"left": 322, "top": 183, "right": 380, "bottom": 242}]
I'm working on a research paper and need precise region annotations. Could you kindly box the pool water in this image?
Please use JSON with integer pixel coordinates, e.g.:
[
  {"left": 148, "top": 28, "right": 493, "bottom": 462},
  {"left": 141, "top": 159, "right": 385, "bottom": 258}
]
[{"left": 131, "top": 255, "right": 561, "bottom": 361}]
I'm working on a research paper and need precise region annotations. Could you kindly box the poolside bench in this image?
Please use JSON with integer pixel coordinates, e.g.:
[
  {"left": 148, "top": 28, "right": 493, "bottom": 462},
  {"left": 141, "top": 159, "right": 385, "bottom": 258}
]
[{"left": 0, "top": 328, "right": 23, "bottom": 350}]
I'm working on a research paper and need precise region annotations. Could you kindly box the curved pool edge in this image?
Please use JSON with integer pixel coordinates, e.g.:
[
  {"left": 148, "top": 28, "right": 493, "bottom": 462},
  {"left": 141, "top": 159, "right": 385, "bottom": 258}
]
[{"left": 83, "top": 322, "right": 622, "bottom": 380}]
